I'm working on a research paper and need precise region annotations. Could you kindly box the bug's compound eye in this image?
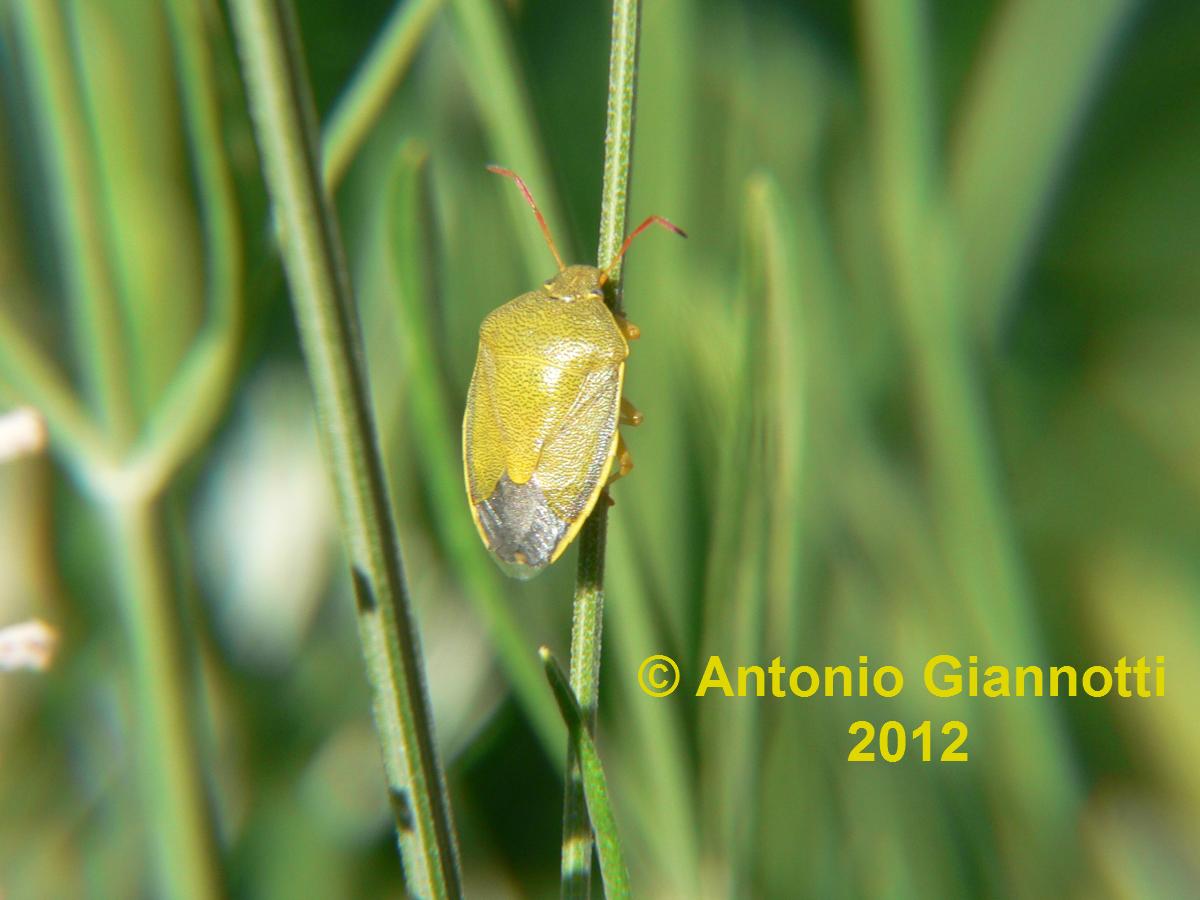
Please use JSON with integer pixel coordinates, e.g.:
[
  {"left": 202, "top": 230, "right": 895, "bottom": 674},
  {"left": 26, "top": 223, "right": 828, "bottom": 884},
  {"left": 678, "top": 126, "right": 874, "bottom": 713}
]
[
  {"left": 543, "top": 278, "right": 555, "bottom": 289},
  {"left": 590, "top": 288, "right": 604, "bottom": 299}
]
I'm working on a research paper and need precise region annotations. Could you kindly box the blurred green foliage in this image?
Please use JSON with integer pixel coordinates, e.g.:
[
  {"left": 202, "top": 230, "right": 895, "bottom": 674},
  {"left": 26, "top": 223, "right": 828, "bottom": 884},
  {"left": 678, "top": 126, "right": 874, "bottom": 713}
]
[{"left": 1, "top": 0, "right": 1198, "bottom": 897}]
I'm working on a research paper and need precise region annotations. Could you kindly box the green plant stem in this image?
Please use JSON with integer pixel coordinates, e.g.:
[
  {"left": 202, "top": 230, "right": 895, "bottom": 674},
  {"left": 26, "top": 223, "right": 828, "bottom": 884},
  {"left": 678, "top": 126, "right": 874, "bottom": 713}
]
[
  {"left": 562, "top": 2, "right": 642, "bottom": 896},
  {"left": 13, "top": 0, "right": 134, "bottom": 445},
  {"left": 227, "top": 1, "right": 461, "bottom": 895},
  {"left": 321, "top": 0, "right": 445, "bottom": 191},
  {"left": 562, "top": 506, "right": 609, "bottom": 897},
  {"left": 595, "top": 0, "right": 642, "bottom": 292},
  {"left": 106, "top": 498, "right": 221, "bottom": 900}
]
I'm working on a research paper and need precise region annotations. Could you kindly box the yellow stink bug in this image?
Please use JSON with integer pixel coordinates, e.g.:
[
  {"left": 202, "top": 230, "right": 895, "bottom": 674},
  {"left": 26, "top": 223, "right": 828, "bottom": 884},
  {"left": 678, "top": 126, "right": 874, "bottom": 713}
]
[{"left": 462, "top": 166, "right": 685, "bottom": 579}]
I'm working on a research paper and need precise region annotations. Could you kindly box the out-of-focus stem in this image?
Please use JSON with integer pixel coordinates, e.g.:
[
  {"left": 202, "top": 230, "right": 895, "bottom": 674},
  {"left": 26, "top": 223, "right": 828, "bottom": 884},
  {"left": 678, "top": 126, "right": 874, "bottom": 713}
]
[
  {"left": 13, "top": 0, "right": 133, "bottom": 444},
  {"left": 106, "top": 499, "right": 222, "bottom": 900},
  {"left": 322, "top": 0, "right": 445, "bottom": 190}
]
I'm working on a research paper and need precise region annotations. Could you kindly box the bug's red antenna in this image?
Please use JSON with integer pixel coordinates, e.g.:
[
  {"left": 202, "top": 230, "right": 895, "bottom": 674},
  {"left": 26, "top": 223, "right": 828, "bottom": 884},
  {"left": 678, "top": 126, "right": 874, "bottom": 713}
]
[
  {"left": 486, "top": 165, "right": 565, "bottom": 271},
  {"left": 599, "top": 215, "right": 687, "bottom": 285}
]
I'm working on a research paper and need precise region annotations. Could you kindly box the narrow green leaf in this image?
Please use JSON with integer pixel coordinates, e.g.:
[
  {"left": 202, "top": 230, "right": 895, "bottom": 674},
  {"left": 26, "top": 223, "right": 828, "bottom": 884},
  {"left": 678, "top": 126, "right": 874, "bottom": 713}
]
[
  {"left": 322, "top": 0, "right": 445, "bottom": 191},
  {"left": 696, "top": 174, "right": 803, "bottom": 897},
  {"left": 541, "top": 647, "right": 631, "bottom": 900},
  {"left": 950, "top": 0, "right": 1141, "bottom": 340},
  {"left": 605, "top": 524, "right": 703, "bottom": 896},
  {"left": 448, "top": 0, "right": 572, "bottom": 273}
]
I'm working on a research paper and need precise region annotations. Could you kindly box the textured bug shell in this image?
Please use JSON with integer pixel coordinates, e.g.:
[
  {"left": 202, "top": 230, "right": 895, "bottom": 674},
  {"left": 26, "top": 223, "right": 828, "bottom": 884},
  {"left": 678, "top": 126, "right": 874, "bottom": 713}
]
[{"left": 463, "top": 265, "right": 627, "bottom": 579}]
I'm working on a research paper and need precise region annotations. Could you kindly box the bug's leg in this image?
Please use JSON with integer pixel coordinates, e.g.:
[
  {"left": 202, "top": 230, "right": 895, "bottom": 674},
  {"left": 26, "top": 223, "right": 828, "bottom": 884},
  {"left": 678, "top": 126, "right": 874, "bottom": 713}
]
[
  {"left": 607, "top": 432, "right": 634, "bottom": 486},
  {"left": 620, "top": 398, "right": 643, "bottom": 426},
  {"left": 614, "top": 314, "right": 641, "bottom": 341}
]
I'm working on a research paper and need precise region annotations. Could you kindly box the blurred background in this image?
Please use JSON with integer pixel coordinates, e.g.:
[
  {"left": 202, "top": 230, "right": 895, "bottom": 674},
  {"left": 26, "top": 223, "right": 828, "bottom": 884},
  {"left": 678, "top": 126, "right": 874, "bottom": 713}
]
[{"left": 1, "top": 0, "right": 1197, "bottom": 896}]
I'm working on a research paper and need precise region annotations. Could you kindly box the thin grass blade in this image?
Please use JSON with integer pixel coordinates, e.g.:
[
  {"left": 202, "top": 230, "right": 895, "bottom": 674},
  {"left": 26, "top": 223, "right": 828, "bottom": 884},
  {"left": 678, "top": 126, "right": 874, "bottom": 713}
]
[{"left": 541, "top": 647, "right": 631, "bottom": 900}]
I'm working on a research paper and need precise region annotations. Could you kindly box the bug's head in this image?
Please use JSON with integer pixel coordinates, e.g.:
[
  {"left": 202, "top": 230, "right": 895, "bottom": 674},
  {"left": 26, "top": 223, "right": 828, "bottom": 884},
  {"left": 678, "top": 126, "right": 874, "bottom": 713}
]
[{"left": 543, "top": 265, "right": 605, "bottom": 301}]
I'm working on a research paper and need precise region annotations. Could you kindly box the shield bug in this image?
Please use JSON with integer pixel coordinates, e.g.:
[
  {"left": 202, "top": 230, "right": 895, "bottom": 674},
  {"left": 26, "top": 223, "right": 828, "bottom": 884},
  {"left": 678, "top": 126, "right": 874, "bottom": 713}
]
[{"left": 462, "top": 166, "right": 685, "bottom": 579}]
